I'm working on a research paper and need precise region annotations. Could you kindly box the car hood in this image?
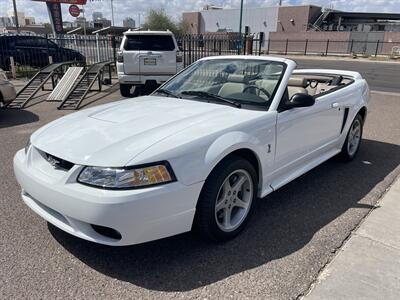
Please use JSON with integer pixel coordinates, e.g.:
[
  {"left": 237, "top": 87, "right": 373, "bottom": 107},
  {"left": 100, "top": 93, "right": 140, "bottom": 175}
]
[{"left": 31, "top": 96, "right": 258, "bottom": 167}]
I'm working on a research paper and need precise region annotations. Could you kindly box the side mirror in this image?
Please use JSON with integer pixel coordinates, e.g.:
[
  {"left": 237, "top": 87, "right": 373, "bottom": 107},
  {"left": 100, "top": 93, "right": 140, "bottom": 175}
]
[{"left": 286, "top": 93, "right": 315, "bottom": 109}]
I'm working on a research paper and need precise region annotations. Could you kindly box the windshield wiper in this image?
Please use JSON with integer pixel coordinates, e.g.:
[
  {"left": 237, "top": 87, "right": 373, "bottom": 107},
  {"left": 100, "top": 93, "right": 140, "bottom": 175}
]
[
  {"left": 180, "top": 90, "right": 242, "bottom": 108},
  {"left": 154, "top": 89, "right": 181, "bottom": 98}
]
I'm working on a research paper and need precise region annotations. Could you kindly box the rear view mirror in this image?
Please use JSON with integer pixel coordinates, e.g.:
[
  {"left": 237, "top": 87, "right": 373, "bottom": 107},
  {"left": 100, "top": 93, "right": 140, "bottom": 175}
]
[{"left": 286, "top": 93, "right": 315, "bottom": 109}]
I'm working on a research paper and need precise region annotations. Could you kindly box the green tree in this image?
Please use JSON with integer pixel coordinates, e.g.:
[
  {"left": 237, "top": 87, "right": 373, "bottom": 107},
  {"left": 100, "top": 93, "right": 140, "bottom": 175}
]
[
  {"left": 142, "top": 9, "right": 190, "bottom": 36},
  {"left": 176, "top": 18, "right": 190, "bottom": 36}
]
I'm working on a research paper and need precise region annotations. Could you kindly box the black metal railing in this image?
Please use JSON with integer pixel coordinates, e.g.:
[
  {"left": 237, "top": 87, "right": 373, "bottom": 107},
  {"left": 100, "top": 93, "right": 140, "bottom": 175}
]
[
  {"left": 266, "top": 39, "right": 400, "bottom": 57},
  {"left": 176, "top": 34, "right": 264, "bottom": 67},
  {"left": 1, "top": 32, "right": 399, "bottom": 78},
  {"left": 0, "top": 33, "right": 121, "bottom": 78}
]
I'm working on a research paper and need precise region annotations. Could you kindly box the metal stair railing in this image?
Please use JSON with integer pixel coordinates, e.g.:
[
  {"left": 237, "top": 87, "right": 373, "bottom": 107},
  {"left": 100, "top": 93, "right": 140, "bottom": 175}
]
[
  {"left": 58, "top": 61, "right": 114, "bottom": 110},
  {"left": 6, "top": 61, "right": 80, "bottom": 109}
]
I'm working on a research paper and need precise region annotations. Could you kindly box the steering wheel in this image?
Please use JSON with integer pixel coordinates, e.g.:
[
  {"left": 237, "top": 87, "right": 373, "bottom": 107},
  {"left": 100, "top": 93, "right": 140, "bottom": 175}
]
[
  {"left": 243, "top": 85, "right": 271, "bottom": 99},
  {"left": 308, "top": 80, "right": 318, "bottom": 89}
]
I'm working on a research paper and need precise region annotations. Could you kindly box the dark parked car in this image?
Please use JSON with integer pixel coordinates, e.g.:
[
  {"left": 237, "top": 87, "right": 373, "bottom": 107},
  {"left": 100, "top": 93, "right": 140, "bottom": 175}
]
[{"left": 0, "top": 35, "right": 85, "bottom": 70}]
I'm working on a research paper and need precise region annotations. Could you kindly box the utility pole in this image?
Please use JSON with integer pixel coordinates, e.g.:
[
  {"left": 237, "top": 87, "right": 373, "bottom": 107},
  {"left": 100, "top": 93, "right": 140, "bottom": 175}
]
[
  {"left": 110, "top": 0, "right": 115, "bottom": 27},
  {"left": 238, "top": 0, "right": 244, "bottom": 54},
  {"left": 279, "top": 0, "right": 282, "bottom": 6},
  {"left": 81, "top": 5, "right": 86, "bottom": 37},
  {"left": 12, "top": 0, "right": 20, "bottom": 33}
]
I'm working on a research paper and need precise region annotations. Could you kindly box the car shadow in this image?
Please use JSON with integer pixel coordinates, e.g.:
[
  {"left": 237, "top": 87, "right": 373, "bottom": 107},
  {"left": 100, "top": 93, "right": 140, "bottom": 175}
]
[
  {"left": 49, "top": 139, "right": 400, "bottom": 292},
  {"left": 0, "top": 108, "right": 39, "bottom": 128}
]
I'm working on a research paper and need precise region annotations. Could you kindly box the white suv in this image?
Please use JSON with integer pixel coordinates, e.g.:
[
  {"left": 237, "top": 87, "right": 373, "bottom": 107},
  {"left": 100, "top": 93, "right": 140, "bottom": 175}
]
[{"left": 117, "top": 30, "right": 183, "bottom": 97}]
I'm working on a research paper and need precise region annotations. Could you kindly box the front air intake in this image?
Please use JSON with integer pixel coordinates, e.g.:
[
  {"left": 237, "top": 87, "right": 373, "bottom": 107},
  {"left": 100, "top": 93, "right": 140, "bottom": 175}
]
[{"left": 91, "top": 225, "right": 122, "bottom": 240}]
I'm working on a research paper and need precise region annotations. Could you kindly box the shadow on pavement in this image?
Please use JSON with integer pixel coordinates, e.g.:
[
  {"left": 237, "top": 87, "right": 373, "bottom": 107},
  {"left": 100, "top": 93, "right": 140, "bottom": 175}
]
[
  {"left": 49, "top": 139, "right": 400, "bottom": 292},
  {"left": 0, "top": 109, "right": 39, "bottom": 128}
]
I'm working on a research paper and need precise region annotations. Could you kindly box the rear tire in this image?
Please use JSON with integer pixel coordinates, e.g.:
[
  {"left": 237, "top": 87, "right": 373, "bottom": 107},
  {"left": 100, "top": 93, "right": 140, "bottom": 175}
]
[
  {"left": 120, "top": 84, "right": 132, "bottom": 97},
  {"left": 193, "top": 156, "right": 258, "bottom": 242},
  {"left": 339, "top": 114, "right": 363, "bottom": 161},
  {"left": 132, "top": 85, "right": 143, "bottom": 97},
  {"left": 0, "top": 92, "right": 4, "bottom": 108},
  {"left": 143, "top": 81, "right": 159, "bottom": 95}
]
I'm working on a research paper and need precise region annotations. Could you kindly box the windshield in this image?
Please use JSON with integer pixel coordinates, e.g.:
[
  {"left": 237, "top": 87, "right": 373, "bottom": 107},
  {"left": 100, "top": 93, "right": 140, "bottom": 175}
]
[{"left": 160, "top": 59, "right": 286, "bottom": 109}]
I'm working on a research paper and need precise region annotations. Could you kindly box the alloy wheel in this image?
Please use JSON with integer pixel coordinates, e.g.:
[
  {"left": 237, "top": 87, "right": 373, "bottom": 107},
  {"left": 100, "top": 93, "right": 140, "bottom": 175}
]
[
  {"left": 347, "top": 119, "right": 362, "bottom": 156},
  {"left": 215, "top": 169, "right": 254, "bottom": 232}
]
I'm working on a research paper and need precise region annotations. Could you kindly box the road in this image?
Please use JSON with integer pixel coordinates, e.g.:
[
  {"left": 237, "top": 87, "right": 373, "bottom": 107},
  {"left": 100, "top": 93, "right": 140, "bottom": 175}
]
[
  {"left": 294, "top": 59, "right": 400, "bottom": 93},
  {"left": 0, "top": 78, "right": 399, "bottom": 299}
]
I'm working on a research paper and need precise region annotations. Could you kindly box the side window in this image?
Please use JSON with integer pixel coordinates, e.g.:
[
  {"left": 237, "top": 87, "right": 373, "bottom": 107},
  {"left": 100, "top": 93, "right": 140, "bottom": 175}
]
[
  {"left": 31, "top": 38, "right": 47, "bottom": 48},
  {"left": 16, "top": 37, "right": 35, "bottom": 47}
]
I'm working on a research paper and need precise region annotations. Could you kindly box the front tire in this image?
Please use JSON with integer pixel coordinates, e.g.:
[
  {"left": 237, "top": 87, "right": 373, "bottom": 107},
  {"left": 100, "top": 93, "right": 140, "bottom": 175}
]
[
  {"left": 193, "top": 156, "right": 258, "bottom": 242},
  {"left": 339, "top": 114, "right": 363, "bottom": 161}
]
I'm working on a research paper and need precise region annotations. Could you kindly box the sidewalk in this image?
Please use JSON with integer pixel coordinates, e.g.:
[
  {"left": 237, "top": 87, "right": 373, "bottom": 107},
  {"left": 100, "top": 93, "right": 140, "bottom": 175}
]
[{"left": 304, "top": 176, "right": 400, "bottom": 300}]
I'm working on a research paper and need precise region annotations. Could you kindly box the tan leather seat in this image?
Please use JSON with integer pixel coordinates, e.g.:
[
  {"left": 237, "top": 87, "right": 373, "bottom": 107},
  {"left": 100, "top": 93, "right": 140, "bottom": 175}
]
[
  {"left": 288, "top": 77, "right": 308, "bottom": 99},
  {"left": 218, "top": 75, "right": 247, "bottom": 97}
]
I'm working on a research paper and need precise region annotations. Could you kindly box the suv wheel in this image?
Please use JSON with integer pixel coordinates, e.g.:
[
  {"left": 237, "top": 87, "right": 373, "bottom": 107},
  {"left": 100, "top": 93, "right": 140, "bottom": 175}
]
[
  {"left": 194, "top": 156, "right": 258, "bottom": 242},
  {"left": 120, "top": 84, "right": 132, "bottom": 97},
  {"left": 132, "top": 85, "right": 142, "bottom": 97}
]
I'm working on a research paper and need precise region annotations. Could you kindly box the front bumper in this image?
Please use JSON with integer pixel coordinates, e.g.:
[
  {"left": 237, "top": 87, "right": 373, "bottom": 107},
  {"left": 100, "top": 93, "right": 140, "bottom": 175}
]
[
  {"left": 0, "top": 82, "right": 17, "bottom": 104},
  {"left": 13, "top": 148, "right": 203, "bottom": 246}
]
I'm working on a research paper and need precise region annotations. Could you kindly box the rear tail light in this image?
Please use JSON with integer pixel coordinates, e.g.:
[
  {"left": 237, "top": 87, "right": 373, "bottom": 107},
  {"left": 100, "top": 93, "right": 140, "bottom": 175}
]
[
  {"left": 176, "top": 52, "right": 183, "bottom": 63},
  {"left": 117, "top": 52, "right": 124, "bottom": 63}
]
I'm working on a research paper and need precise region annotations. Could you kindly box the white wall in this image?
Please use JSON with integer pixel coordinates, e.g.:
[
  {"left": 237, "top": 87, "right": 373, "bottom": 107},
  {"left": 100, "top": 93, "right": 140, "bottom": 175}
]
[{"left": 199, "top": 7, "right": 279, "bottom": 40}]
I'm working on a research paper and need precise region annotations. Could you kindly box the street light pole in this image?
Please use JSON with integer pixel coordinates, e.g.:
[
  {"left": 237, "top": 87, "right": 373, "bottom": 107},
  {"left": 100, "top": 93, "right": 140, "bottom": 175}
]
[
  {"left": 12, "top": 0, "right": 20, "bottom": 33},
  {"left": 238, "top": 0, "right": 244, "bottom": 54},
  {"left": 110, "top": 0, "right": 115, "bottom": 26}
]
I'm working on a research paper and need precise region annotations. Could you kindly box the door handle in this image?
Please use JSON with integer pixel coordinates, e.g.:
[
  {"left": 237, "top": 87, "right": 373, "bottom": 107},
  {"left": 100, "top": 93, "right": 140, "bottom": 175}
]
[{"left": 332, "top": 102, "right": 340, "bottom": 108}]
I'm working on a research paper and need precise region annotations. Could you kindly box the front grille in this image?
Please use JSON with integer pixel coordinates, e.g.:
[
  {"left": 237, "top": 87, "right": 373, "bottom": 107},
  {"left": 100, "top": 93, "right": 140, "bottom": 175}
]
[{"left": 45, "top": 153, "right": 74, "bottom": 171}]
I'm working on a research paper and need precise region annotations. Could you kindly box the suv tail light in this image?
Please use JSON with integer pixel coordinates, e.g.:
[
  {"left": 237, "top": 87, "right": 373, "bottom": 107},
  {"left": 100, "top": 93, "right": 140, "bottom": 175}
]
[
  {"left": 117, "top": 52, "right": 124, "bottom": 63},
  {"left": 176, "top": 51, "right": 183, "bottom": 63}
]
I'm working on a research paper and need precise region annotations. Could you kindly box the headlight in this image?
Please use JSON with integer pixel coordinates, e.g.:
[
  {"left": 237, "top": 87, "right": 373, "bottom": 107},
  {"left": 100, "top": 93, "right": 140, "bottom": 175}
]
[
  {"left": 25, "top": 139, "right": 31, "bottom": 155},
  {"left": 77, "top": 162, "right": 176, "bottom": 189}
]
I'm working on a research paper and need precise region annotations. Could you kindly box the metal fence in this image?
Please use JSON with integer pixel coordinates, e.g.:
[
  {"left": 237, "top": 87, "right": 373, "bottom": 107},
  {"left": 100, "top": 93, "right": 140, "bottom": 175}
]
[
  {"left": 1, "top": 33, "right": 399, "bottom": 78},
  {"left": 266, "top": 39, "right": 400, "bottom": 57},
  {"left": 176, "top": 34, "right": 264, "bottom": 67},
  {"left": 175, "top": 35, "right": 400, "bottom": 66},
  {"left": 0, "top": 33, "right": 121, "bottom": 78}
]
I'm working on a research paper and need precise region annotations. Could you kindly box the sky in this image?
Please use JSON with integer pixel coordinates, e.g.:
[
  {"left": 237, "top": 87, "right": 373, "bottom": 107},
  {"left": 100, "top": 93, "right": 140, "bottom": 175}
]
[{"left": 2, "top": 0, "right": 400, "bottom": 26}]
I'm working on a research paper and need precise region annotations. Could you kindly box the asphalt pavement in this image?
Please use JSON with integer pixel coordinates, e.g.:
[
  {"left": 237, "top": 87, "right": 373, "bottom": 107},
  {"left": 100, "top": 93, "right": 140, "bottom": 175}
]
[
  {"left": 0, "top": 80, "right": 399, "bottom": 299},
  {"left": 305, "top": 177, "right": 400, "bottom": 299},
  {"left": 294, "top": 58, "right": 400, "bottom": 93}
]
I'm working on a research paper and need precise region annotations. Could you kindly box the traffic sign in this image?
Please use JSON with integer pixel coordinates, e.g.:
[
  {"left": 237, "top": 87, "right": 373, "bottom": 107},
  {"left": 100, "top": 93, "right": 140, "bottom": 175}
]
[{"left": 69, "top": 4, "right": 80, "bottom": 17}]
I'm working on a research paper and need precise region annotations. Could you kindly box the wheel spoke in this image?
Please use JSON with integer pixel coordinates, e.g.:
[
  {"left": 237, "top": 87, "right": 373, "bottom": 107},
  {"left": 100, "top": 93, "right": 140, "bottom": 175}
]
[
  {"left": 223, "top": 207, "right": 232, "bottom": 227},
  {"left": 234, "top": 197, "right": 249, "bottom": 209},
  {"left": 215, "top": 199, "right": 226, "bottom": 212},
  {"left": 232, "top": 175, "right": 246, "bottom": 192}
]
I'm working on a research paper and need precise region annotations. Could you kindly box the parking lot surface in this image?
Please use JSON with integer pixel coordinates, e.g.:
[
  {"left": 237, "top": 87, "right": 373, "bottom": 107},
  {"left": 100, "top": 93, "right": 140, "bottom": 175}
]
[
  {"left": 0, "top": 82, "right": 399, "bottom": 298},
  {"left": 295, "top": 59, "right": 400, "bottom": 93}
]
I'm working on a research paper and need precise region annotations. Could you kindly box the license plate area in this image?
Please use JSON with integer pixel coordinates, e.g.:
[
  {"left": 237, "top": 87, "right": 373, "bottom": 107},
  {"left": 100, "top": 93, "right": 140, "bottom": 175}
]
[{"left": 144, "top": 58, "right": 157, "bottom": 65}]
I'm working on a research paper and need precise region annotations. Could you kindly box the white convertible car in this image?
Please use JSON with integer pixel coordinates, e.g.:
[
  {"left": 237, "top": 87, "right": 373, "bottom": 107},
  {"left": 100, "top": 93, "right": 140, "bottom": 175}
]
[{"left": 14, "top": 56, "right": 370, "bottom": 246}]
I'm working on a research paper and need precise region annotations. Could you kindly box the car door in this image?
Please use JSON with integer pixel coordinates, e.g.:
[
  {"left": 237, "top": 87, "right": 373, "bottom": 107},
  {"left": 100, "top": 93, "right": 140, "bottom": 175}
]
[{"left": 271, "top": 89, "right": 344, "bottom": 188}]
